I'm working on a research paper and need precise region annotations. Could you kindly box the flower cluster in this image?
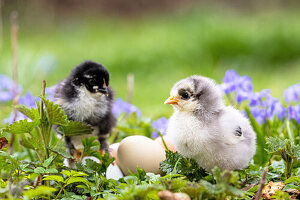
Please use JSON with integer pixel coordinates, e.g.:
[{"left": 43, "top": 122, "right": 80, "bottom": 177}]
[
  {"left": 151, "top": 117, "right": 168, "bottom": 138},
  {"left": 221, "top": 70, "right": 300, "bottom": 124},
  {"left": 285, "top": 83, "right": 300, "bottom": 123},
  {"left": 284, "top": 83, "right": 300, "bottom": 103},
  {"left": 221, "top": 70, "right": 253, "bottom": 104},
  {"left": 288, "top": 104, "right": 300, "bottom": 123},
  {"left": 112, "top": 98, "right": 141, "bottom": 118},
  {"left": 0, "top": 74, "right": 22, "bottom": 102}
]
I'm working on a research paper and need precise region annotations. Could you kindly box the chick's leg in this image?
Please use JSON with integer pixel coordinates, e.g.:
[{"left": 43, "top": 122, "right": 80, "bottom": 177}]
[{"left": 98, "top": 133, "right": 109, "bottom": 155}]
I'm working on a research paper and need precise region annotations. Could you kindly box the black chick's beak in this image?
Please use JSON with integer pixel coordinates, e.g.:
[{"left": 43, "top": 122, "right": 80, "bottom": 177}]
[{"left": 98, "top": 88, "right": 109, "bottom": 96}]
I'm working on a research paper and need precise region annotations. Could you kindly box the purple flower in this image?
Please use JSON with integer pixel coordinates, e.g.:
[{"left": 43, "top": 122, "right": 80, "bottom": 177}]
[
  {"left": 288, "top": 105, "right": 300, "bottom": 123},
  {"left": 19, "top": 92, "right": 36, "bottom": 107},
  {"left": 4, "top": 92, "right": 37, "bottom": 124},
  {"left": 112, "top": 98, "right": 141, "bottom": 118},
  {"left": 45, "top": 85, "right": 57, "bottom": 102},
  {"left": 247, "top": 89, "right": 286, "bottom": 123},
  {"left": 284, "top": 83, "right": 300, "bottom": 103},
  {"left": 249, "top": 89, "right": 271, "bottom": 107},
  {"left": 0, "top": 74, "right": 21, "bottom": 102},
  {"left": 151, "top": 117, "right": 168, "bottom": 138},
  {"left": 221, "top": 70, "right": 253, "bottom": 103},
  {"left": 250, "top": 106, "right": 266, "bottom": 124},
  {"left": 267, "top": 97, "right": 286, "bottom": 120}
]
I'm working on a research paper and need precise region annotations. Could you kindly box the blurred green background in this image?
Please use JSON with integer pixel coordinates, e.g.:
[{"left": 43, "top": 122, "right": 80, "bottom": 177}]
[{"left": 1, "top": 0, "right": 300, "bottom": 118}]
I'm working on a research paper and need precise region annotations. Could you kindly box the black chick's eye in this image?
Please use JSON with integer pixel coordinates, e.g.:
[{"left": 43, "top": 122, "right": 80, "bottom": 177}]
[
  {"left": 88, "top": 79, "right": 97, "bottom": 86},
  {"left": 181, "top": 92, "right": 189, "bottom": 100}
]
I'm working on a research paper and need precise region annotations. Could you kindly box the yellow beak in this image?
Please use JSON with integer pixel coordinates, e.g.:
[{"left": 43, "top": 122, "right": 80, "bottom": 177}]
[{"left": 164, "top": 96, "right": 179, "bottom": 105}]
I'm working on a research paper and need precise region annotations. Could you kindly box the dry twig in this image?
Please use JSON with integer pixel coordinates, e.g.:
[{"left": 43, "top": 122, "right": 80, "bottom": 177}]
[
  {"left": 9, "top": 11, "right": 19, "bottom": 154},
  {"left": 254, "top": 167, "right": 268, "bottom": 200}
]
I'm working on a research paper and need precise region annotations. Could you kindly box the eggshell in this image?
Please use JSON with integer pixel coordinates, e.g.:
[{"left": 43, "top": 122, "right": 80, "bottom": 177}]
[
  {"left": 109, "top": 143, "right": 120, "bottom": 166},
  {"left": 117, "top": 135, "right": 166, "bottom": 175},
  {"left": 155, "top": 136, "right": 178, "bottom": 152},
  {"left": 106, "top": 163, "right": 124, "bottom": 180}
]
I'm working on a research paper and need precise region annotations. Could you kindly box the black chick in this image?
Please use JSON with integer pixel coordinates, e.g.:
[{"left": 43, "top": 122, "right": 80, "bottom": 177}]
[{"left": 54, "top": 61, "right": 116, "bottom": 156}]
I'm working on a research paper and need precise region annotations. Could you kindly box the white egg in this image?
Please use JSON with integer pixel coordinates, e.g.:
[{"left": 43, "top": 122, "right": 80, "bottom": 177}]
[
  {"left": 106, "top": 163, "right": 124, "bottom": 180},
  {"left": 117, "top": 135, "right": 166, "bottom": 175}
]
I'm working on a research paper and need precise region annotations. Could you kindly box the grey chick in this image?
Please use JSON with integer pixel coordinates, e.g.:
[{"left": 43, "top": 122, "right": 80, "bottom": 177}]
[
  {"left": 54, "top": 61, "right": 116, "bottom": 156},
  {"left": 165, "top": 75, "right": 256, "bottom": 171}
]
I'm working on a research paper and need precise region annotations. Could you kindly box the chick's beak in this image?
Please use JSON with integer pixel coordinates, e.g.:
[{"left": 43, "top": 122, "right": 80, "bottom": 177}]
[
  {"left": 98, "top": 88, "right": 109, "bottom": 96},
  {"left": 164, "top": 96, "right": 179, "bottom": 105}
]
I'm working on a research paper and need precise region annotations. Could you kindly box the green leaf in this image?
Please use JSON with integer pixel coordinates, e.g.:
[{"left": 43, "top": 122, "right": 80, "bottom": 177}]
[
  {"left": 45, "top": 168, "right": 58, "bottom": 173},
  {"left": 61, "top": 170, "right": 72, "bottom": 177},
  {"left": 43, "top": 175, "right": 64, "bottom": 183},
  {"left": 48, "top": 147, "right": 74, "bottom": 159},
  {"left": 65, "top": 177, "right": 90, "bottom": 187},
  {"left": 23, "top": 185, "right": 56, "bottom": 199},
  {"left": 16, "top": 104, "right": 39, "bottom": 121},
  {"left": 0, "top": 151, "right": 20, "bottom": 169},
  {"left": 2, "top": 119, "right": 36, "bottom": 134},
  {"left": 284, "top": 176, "right": 300, "bottom": 184},
  {"left": 34, "top": 167, "right": 46, "bottom": 174},
  {"left": 43, "top": 155, "right": 54, "bottom": 168},
  {"left": 58, "top": 121, "right": 93, "bottom": 136},
  {"left": 227, "top": 185, "right": 244, "bottom": 197},
  {"left": 70, "top": 170, "right": 88, "bottom": 177},
  {"left": 41, "top": 97, "right": 68, "bottom": 125},
  {"left": 245, "top": 108, "right": 268, "bottom": 166},
  {"left": 124, "top": 176, "right": 139, "bottom": 185},
  {"left": 284, "top": 184, "right": 300, "bottom": 190}
]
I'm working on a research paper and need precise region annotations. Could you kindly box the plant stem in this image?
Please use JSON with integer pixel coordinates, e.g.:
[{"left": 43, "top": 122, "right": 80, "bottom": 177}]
[
  {"left": 55, "top": 184, "right": 66, "bottom": 200},
  {"left": 9, "top": 11, "right": 19, "bottom": 154},
  {"left": 172, "top": 157, "right": 181, "bottom": 175},
  {"left": 40, "top": 80, "right": 50, "bottom": 160},
  {"left": 286, "top": 120, "right": 294, "bottom": 143},
  {"left": 158, "top": 132, "right": 169, "bottom": 152}
]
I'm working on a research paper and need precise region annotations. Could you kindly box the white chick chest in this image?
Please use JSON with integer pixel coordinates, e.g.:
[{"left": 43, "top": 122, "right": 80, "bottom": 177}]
[{"left": 166, "top": 111, "right": 213, "bottom": 157}]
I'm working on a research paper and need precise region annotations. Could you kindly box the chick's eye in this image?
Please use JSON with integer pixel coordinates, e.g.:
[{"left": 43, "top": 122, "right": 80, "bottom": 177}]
[
  {"left": 88, "top": 79, "right": 97, "bottom": 85},
  {"left": 181, "top": 92, "right": 189, "bottom": 100}
]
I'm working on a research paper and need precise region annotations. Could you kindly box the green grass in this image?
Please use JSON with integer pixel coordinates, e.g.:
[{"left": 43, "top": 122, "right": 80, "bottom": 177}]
[{"left": 1, "top": 6, "right": 300, "bottom": 118}]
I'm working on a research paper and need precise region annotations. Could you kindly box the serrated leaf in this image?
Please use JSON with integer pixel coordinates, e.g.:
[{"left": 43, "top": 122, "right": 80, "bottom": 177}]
[
  {"left": 45, "top": 168, "right": 58, "bottom": 173},
  {"left": 160, "top": 151, "right": 207, "bottom": 181},
  {"left": 2, "top": 119, "right": 36, "bottom": 134},
  {"left": 41, "top": 97, "right": 68, "bottom": 125},
  {"left": 43, "top": 155, "right": 54, "bottom": 168},
  {"left": 58, "top": 121, "right": 93, "bottom": 136},
  {"left": 34, "top": 167, "right": 46, "bottom": 173},
  {"left": 0, "top": 151, "right": 19, "bottom": 169},
  {"left": 20, "top": 133, "right": 46, "bottom": 158},
  {"left": 48, "top": 147, "right": 74, "bottom": 159},
  {"left": 16, "top": 104, "right": 39, "bottom": 121},
  {"left": 43, "top": 175, "right": 64, "bottom": 183}
]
